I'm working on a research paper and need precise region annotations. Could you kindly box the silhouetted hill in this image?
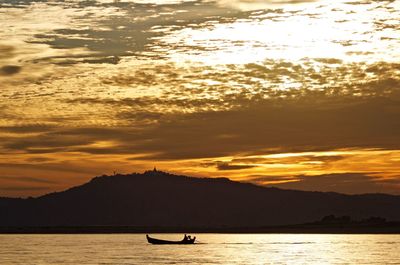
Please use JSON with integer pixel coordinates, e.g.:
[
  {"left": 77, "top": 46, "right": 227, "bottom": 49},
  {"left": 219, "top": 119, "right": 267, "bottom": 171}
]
[{"left": 1, "top": 170, "right": 400, "bottom": 228}]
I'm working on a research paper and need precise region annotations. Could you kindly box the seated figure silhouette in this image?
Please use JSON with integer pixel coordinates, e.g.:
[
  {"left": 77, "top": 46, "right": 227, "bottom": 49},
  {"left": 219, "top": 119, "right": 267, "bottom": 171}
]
[{"left": 183, "top": 234, "right": 195, "bottom": 243}]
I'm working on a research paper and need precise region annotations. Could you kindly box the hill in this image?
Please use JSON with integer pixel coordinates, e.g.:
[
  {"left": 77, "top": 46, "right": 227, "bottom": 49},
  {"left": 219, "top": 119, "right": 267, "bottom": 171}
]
[{"left": 1, "top": 170, "right": 400, "bottom": 229}]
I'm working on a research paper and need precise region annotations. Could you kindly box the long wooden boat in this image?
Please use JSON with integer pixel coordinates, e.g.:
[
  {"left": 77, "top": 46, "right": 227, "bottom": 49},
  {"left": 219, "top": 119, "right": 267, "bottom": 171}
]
[{"left": 146, "top": 234, "right": 196, "bottom": 245}]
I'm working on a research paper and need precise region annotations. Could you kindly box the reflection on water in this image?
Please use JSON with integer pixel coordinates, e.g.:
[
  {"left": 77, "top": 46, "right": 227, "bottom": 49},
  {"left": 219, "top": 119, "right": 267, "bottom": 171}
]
[{"left": 0, "top": 234, "right": 399, "bottom": 264}]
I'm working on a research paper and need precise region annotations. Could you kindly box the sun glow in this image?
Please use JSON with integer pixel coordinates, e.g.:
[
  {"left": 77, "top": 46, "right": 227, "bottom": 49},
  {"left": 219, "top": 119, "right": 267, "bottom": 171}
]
[
  {"left": 156, "top": 1, "right": 400, "bottom": 66},
  {"left": 1, "top": 0, "right": 399, "bottom": 196}
]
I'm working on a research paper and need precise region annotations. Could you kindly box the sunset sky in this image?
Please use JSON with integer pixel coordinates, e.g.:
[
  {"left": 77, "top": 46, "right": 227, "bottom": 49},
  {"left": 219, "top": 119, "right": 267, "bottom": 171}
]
[{"left": 0, "top": 0, "right": 399, "bottom": 197}]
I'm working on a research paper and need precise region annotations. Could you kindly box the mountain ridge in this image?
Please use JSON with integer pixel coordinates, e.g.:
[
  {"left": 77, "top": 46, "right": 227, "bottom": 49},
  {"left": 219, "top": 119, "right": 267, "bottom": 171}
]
[{"left": 1, "top": 170, "right": 399, "bottom": 228}]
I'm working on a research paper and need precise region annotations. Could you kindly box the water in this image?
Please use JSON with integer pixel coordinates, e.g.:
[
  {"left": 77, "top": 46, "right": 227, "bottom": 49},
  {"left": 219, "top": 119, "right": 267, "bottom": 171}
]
[{"left": 0, "top": 234, "right": 399, "bottom": 264}]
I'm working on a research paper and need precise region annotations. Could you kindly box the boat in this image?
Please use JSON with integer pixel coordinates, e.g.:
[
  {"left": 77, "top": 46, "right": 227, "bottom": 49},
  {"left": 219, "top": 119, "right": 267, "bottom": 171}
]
[{"left": 146, "top": 234, "right": 196, "bottom": 245}]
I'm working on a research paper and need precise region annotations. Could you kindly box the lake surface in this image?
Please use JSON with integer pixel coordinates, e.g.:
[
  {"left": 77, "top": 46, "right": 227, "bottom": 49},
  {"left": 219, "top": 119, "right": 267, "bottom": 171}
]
[{"left": 0, "top": 234, "right": 399, "bottom": 264}]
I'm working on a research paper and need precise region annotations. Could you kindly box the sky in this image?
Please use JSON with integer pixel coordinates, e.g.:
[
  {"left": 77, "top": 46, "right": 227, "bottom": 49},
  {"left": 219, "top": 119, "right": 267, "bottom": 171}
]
[{"left": 0, "top": 0, "right": 399, "bottom": 197}]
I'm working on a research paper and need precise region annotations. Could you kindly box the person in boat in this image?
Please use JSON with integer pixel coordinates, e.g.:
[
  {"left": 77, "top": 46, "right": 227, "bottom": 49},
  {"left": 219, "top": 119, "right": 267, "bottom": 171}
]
[{"left": 183, "top": 234, "right": 193, "bottom": 242}]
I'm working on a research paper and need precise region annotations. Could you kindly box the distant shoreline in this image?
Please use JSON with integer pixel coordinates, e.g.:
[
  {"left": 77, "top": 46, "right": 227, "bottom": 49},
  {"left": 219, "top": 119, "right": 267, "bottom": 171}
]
[{"left": 1, "top": 223, "right": 400, "bottom": 234}]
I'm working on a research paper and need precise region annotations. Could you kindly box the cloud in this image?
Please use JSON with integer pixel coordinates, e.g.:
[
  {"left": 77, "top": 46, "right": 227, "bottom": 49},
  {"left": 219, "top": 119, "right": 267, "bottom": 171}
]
[
  {"left": 26, "top": 0, "right": 237, "bottom": 65},
  {"left": 0, "top": 65, "right": 21, "bottom": 76},
  {"left": 1, "top": 0, "right": 400, "bottom": 198},
  {"left": 1, "top": 95, "right": 400, "bottom": 160},
  {"left": 0, "top": 176, "right": 57, "bottom": 184},
  {"left": 0, "top": 162, "right": 100, "bottom": 175},
  {"left": 0, "top": 124, "right": 56, "bottom": 133},
  {"left": 201, "top": 154, "right": 346, "bottom": 172},
  {"left": 125, "top": 97, "right": 400, "bottom": 160},
  {"left": 216, "top": 162, "right": 258, "bottom": 171},
  {"left": 246, "top": 175, "right": 296, "bottom": 183},
  {"left": 267, "top": 173, "right": 400, "bottom": 195},
  {"left": 216, "top": 0, "right": 319, "bottom": 10},
  {"left": 0, "top": 45, "right": 15, "bottom": 59},
  {"left": 0, "top": 186, "right": 50, "bottom": 191},
  {"left": 26, "top": 157, "right": 55, "bottom": 162}
]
